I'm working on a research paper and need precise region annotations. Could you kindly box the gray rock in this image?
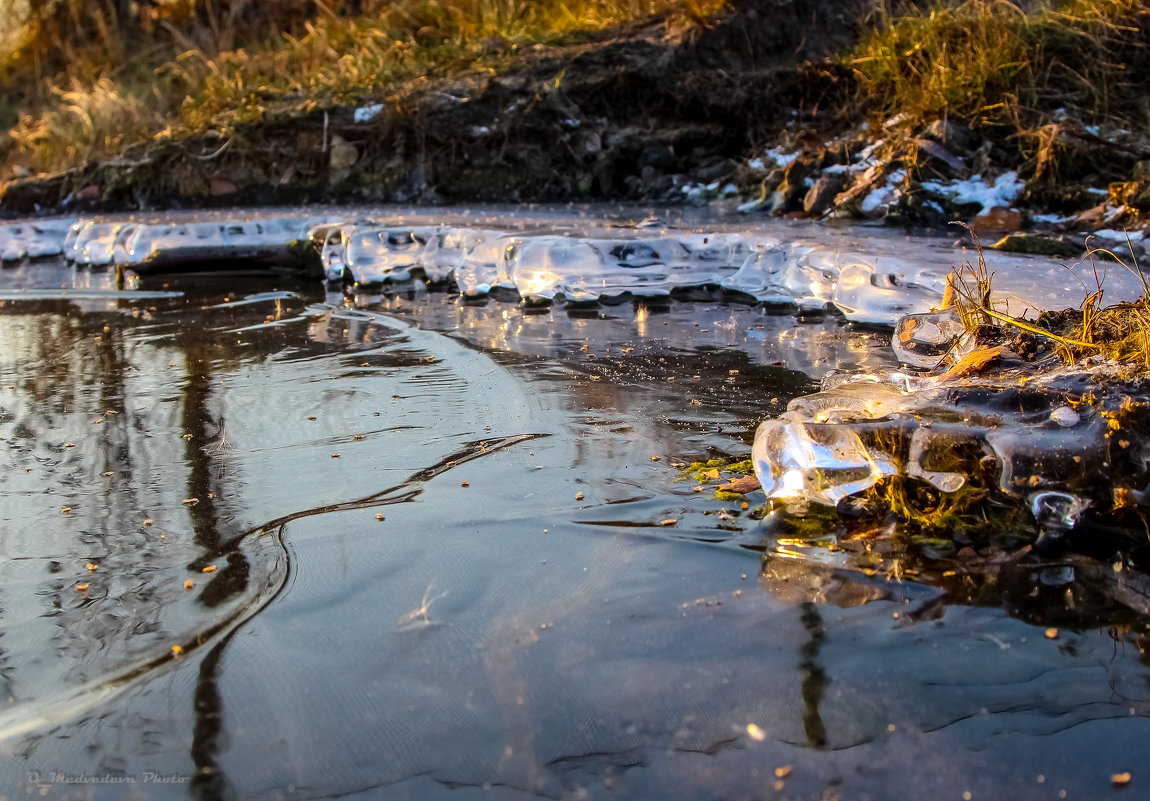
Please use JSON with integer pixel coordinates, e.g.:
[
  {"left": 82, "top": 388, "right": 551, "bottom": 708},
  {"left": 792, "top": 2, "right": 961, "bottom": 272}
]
[{"left": 803, "top": 173, "right": 847, "bottom": 215}]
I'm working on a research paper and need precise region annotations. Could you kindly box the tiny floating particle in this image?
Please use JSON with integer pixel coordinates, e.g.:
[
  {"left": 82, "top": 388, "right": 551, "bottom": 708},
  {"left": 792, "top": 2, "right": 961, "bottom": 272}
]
[
  {"left": 61, "top": 506, "right": 72, "bottom": 514},
  {"left": 184, "top": 579, "right": 194, "bottom": 590},
  {"left": 202, "top": 565, "right": 217, "bottom": 573},
  {"left": 650, "top": 455, "right": 660, "bottom": 462},
  {"left": 461, "top": 481, "right": 470, "bottom": 488},
  {"left": 102, "top": 471, "right": 114, "bottom": 477},
  {"left": 375, "top": 513, "right": 384, "bottom": 521},
  {"left": 75, "top": 583, "right": 89, "bottom": 592},
  {"left": 182, "top": 498, "right": 199, "bottom": 505},
  {"left": 171, "top": 645, "right": 183, "bottom": 657},
  {"left": 85, "top": 563, "right": 97, "bottom": 572},
  {"left": 307, "top": 416, "right": 317, "bottom": 421},
  {"left": 575, "top": 492, "right": 584, "bottom": 501},
  {"left": 659, "top": 519, "right": 677, "bottom": 527},
  {"left": 746, "top": 723, "right": 765, "bottom": 741},
  {"left": 24, "top": 467, "right": 30, "bottom": 473},
  {"left": 331, "top": 453, "right": 341, "bottom": 459},
  {"left": 1112, "top": 772, "right": 1132, "bottom": 786},
  {"left": 774, "top": 765, "right": 792, "bottom": 779},
  {"left": 64, "top": 443, "right": 75, "bottom": 448},
  {"left": 1045, "top": 627, "right": 1059, "bottom": 639},
  {"left": 143, "top": 518, "right": 153, "bottom": 526},
  {"left": 353, "top": 434, "right": 364, "bottom": 441},
  {"left": 182, "top": 433, "right": 193, "bottom": 440}
]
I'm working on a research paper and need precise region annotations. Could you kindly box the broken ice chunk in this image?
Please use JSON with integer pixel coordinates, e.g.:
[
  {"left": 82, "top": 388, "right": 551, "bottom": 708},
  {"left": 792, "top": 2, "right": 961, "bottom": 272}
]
[
  {"left": 892, "top": 310, "right": 966, "bottom": 369},
  {"left": 753, "top": 416, "right": 898, "bottom": 505}
]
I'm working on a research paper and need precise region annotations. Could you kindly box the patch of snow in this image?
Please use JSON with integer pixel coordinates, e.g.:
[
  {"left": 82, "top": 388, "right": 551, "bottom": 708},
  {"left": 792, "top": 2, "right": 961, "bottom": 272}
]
[
  {"left": 1086, "top": 187, "right": 1109, "bottom": 196},
  {"left": 562, "top": 118, "right": 582, "bottom": 128},
  {"left": 748, "top": 157, "right": 766, "bottom": 172},
  {"left": 1095, "top": 229, "right": 1145, "bottom": 241},
  {"left": 920, "top": 171, "right": 1024, "bottom": 210},
  {"left": 721, "top": 183, "right": 739, "bottom": 197},
  {"left": 353, "top": 104, "right": 383, "bottom": 123},
  {"left": 1031, "top": 212, "right": 1073, "bottom": 225},
  {"left": 470, "top": 125, "right": 491, "bottom": 136},
  {"left": 762, "top": 146, "right": 799, "bottom": 170}
]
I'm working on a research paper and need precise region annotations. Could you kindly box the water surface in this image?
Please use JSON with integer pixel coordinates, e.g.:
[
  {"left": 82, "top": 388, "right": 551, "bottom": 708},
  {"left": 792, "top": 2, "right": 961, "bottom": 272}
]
[{"left": 0, "top": 217, "right": 1147, "bottom": 801}]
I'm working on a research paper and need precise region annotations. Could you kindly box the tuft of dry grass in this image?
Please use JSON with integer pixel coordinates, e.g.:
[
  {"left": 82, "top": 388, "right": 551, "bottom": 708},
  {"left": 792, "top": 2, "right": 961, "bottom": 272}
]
[
  {"left": 848, "top": 0, "right": 1150, "bottom": 183},
  {"left": 948, "top": 225, "right": 1150, "bottom": 368},
  {"left": 850, "top": 0, "right": 1150, "bottom": 128}
]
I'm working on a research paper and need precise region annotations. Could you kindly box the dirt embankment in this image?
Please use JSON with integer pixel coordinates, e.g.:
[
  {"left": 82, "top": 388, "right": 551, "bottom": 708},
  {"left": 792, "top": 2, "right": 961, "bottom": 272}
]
[
  {"left": 2, "top": 0, "right": 1148, "bottom": 245},
  {"left": 0, "top": 1, "right": 874, "bottom": 213}
]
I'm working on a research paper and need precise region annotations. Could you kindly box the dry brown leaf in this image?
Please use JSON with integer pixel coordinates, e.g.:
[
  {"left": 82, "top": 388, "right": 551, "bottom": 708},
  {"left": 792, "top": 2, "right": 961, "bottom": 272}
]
[
  {"left": 944, "top": 345, "right": 1008, "bottom": 379},
  {"left": 718, "top": 475, "right": 761, "bottom": 494}
]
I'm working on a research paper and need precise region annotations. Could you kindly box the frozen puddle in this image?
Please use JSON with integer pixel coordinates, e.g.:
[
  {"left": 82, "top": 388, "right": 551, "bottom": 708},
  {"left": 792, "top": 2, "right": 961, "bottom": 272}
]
[{"left": 1, "top": 208, "right": 1145, "bottom": 325}]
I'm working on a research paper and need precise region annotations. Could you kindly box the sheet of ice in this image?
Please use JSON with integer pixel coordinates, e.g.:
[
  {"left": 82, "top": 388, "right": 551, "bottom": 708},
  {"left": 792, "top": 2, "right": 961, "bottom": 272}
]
[
  {"left": 6, "top": 209, "right": 1149, "bottom": 327},
  {"left": 0, "top": 219, "right": 73, "bottom": 261}
]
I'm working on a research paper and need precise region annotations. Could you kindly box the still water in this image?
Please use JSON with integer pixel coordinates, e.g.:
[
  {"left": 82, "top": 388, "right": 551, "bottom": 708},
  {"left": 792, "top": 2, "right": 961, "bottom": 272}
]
[{"left": 0, "top": 215, "right": 1147, "bottom": 801}]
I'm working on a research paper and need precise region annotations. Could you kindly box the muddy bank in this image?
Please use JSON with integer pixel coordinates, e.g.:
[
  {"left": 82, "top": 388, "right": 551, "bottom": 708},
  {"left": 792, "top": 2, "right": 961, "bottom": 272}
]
[{"left": 4, "top": 0, "right": 1149, "bottom": 249}]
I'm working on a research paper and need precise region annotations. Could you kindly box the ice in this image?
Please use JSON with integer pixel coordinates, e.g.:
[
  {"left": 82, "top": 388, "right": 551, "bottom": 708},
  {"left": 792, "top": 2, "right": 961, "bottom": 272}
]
[
  {"left": 831, "top": 255, "right": 946, "bottom": 324},
  {"left": 0, "top": 220, "right": 72, "bottom": 262},
  {"left": 891, "top": 310, "right": 966, "bottom": 369},
  {"left": 5, "top": 210, "right": 1150, "bottom": 328},
  {"left": 752, "top": 415, "right": 899, "bottom": 505}
]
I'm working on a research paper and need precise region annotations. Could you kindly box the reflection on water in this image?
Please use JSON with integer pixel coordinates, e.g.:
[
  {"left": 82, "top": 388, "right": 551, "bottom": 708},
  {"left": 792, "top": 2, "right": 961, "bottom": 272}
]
[{"left": 0, "top": 257, "right": 1147, "bottom": 800}]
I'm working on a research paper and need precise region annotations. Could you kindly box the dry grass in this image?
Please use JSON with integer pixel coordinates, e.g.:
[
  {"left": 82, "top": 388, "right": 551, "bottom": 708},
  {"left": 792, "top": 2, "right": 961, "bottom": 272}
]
[
  {"left": 848, "top": 0, "right": 1150, "bottom": 182},
  {"left": 948, "top": 225, "right": 1150, "bottom": 368},
  {"left": 0, "top": 0, "right": 728, "bottom": 178}
]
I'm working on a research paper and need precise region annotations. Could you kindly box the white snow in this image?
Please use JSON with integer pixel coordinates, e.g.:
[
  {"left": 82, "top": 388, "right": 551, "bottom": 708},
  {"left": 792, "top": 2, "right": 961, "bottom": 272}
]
[
  {"left": 353, "top": 104, "right": 383, "bottom": 123},
  {"left": 920, "top": 171, "right": 1024, "bottom": 210}
]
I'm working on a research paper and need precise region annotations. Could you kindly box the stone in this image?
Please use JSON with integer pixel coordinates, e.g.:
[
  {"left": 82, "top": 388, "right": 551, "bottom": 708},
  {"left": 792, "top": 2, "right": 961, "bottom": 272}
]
[
  {"left": 921, "top": 118, "right": 978, "bottom": 155},
  {"left": 210, "top": 177, "right": 237, "bottom": 196},
  {"left": 803, "top": 173, "right": 847, "bottom": 215},
  {"left": 990, "top": 233, "right": 1082, "bottom": 258},
  {"left": 971, "top": 206, "right": 1022, "bottom": 237}
]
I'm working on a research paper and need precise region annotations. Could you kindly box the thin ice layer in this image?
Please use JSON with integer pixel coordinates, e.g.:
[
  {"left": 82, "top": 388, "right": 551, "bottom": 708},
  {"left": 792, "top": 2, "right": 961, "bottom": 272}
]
[{"left": 10, "top": 211, "right": 1148, "bottom": 326}]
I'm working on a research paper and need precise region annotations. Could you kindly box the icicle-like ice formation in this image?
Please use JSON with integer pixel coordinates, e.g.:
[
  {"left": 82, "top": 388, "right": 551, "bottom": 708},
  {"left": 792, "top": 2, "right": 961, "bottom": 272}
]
[{"left": 6, "top": 211, "right": 1148, "bottom": 327}]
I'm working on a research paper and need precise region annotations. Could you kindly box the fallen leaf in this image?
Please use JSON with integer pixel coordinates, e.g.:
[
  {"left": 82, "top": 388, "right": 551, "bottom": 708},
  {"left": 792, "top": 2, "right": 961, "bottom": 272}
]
[
  {"left": 182, "top": 498, "right": 199, "bottom": 505},
  {"left": 202, "top": 565, "right": 217, "bottom": 573},
  {"left": 184, "top": 579, "right": 194, "bottom": 590},
  {"left": 945, "top": 345, "right": 1009, "bottom": 379},
  {"left": 659, "top": 519, "right": 677, "bottom": 527},
  {"left": 1045, "top": 627, "right": 1059, "bottom": 639},
  {"left": 718, "top": 475, "right": 761, "bottom": 494},
  {"left": 75, "top": 583, "right": 89, "bottom": 592},
  {"left": 1112, "top": 772, "right": 1132, "bottom": 786},
  {"left": 703, "top": 468, "right": 721, "bottom": 481}
]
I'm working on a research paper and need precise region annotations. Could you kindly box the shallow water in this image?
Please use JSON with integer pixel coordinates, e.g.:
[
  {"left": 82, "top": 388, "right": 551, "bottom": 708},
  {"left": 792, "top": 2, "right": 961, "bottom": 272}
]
[{"left": 0, "top": 211, "right": 1148, "bottom": 800}]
